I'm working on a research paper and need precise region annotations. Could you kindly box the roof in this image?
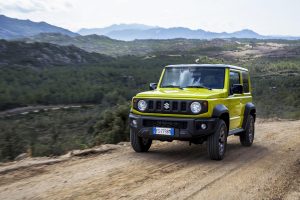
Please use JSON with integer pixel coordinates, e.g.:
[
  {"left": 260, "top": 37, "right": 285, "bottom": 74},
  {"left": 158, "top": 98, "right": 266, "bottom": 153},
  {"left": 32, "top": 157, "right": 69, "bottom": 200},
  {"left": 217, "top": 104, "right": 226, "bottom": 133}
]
[{"left": 165, "top": 64, "right": 248, "bottom": 71}]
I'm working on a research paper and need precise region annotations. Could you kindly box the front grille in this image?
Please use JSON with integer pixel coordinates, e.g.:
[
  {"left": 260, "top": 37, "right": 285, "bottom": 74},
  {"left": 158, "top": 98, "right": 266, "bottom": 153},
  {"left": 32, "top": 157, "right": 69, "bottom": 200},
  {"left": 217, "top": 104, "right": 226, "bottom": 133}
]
[
  {"left": 181, "top": 102, "right": 187, "bottom": 111},
  {"left": 133, "top": 99, "right": 208, "bottom": 115},
  {"left": 147, "top": 100, "right": 189, "bottom": 114},
  {"left": 156, "top": 101, "right": 161, "bottom": 110},
  {"left": 148, "top": 100, "right": 154, "bottom": 109},
  {"left": 172, "top": 101, "right": 178, "bottom": 110},
  {"left": 143, "top": 119, "right": 188, "bottom": 129}
]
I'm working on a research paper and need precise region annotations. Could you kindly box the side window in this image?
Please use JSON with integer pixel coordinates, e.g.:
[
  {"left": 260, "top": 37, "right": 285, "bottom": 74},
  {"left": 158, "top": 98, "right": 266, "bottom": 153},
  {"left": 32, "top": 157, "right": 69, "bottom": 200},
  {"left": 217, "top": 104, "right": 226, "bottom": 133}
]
[
  {"left": 229, "top": 71, "right": 240, "bottom": 95},
  {"left": 242, "top": 71, "right": 250, "bottom": 93}
]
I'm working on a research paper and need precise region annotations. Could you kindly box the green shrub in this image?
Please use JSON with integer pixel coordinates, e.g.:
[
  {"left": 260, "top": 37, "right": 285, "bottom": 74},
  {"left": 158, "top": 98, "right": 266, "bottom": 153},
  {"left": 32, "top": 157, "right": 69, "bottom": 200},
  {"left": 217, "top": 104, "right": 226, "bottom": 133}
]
[{"left": 93, "top": 103, "right": 130, "bottom": 144}]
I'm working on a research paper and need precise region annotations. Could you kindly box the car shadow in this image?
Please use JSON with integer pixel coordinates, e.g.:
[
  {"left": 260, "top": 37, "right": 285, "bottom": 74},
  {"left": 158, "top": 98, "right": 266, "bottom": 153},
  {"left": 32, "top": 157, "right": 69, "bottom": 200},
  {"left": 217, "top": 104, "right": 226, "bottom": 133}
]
[{"left": 131, "top": 140, "right": 268, "bottom": 165}]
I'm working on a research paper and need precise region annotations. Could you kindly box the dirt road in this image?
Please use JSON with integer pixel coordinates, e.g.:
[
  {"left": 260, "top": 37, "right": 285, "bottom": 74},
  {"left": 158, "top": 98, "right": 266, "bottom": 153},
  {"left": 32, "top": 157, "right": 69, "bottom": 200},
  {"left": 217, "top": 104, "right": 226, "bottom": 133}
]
[{"left": 0, "top": 119, "right": 300, "bottom": 200}]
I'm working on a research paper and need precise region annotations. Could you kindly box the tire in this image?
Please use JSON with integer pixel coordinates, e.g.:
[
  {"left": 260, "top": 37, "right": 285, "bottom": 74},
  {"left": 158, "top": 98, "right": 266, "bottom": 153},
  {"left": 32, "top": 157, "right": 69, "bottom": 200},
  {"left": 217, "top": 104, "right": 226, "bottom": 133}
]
[
  {"left": 240, "top": 115, "right": 255, "bottom": 146},
  {"left": 207, "top": 119, "right": 227, "bottom": 160},
  {"left": 130, "top": 128, "right": 152, "bottom": 152}
]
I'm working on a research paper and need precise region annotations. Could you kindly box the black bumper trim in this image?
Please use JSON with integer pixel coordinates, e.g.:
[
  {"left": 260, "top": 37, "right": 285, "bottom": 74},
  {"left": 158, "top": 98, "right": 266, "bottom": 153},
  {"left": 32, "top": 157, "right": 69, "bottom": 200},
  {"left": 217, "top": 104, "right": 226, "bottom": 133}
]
[{"left": 129, "top": 113, "right": 219, "bottom": 141}]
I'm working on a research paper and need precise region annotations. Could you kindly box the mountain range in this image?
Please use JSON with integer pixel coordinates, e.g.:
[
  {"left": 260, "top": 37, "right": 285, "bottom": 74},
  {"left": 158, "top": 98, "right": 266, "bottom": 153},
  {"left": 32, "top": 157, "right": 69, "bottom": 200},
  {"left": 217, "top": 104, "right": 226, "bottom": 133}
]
[
  {"left": 0, "top": 15, "right": 299, "bottom": 41},
  {"left": 78, "top": 24, "right": 157, "bottom": 36},
  {"left": 79, "top": 25, "right": 266, "bottom": 41},
  {"left": 0, "top": 15, "right": 77, "bottom": 39}
]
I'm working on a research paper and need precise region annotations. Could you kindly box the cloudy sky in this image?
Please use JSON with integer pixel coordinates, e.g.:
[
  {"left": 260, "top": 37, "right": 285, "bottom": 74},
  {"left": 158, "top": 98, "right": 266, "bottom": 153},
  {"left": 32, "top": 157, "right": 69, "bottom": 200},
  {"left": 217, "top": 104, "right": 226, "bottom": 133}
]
[{"left": 0, "top": 0, "right": 299, "bottom": 36}]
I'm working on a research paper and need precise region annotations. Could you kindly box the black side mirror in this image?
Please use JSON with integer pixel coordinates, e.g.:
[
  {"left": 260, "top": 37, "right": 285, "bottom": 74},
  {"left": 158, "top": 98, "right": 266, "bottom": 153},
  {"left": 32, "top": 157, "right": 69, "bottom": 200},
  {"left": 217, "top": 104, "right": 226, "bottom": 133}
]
[
  {"left": 149, "top": 83, "right": 157, "bottom": 90},
  {"left": 232, "top": 84, "right": 243, "bottom": 94}
]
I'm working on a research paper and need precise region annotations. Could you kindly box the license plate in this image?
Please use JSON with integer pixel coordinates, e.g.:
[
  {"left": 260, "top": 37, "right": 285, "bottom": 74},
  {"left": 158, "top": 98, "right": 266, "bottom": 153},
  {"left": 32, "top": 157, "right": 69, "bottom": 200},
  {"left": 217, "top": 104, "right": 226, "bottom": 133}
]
[{"left": 153, "top": 127, "right": 174, "bottom": 136}]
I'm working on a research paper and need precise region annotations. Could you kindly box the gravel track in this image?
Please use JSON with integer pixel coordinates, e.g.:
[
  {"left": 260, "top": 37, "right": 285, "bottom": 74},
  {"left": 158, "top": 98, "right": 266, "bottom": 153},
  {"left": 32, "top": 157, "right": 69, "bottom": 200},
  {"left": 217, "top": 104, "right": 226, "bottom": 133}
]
[{"left": 0, "top": 120, "right": 299, "bottom": 200}]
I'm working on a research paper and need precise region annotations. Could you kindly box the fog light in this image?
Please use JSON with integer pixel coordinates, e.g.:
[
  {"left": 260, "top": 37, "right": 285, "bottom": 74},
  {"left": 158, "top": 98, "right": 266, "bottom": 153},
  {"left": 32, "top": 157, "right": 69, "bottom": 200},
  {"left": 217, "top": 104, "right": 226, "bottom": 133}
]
[
  {"left": 201, "top": 123, "right": 207, "bottom": 130},
  {"left": 132, "top": 119, "right": 137, "bottom": 127}
]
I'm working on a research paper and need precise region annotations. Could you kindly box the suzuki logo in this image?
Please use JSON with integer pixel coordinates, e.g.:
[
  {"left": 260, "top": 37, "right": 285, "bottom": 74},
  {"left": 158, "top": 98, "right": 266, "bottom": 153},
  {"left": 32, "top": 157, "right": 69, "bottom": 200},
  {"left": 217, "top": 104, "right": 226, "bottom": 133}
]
[{"left": 164, "top": 102, "right": 170, "bottom": 110}]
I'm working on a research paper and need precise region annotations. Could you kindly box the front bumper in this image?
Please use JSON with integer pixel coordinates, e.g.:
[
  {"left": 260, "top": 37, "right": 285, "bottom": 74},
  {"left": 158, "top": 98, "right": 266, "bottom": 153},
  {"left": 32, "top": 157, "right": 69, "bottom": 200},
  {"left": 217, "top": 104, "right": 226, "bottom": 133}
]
[{"left": 129, "top": 113, "right": 219, "bottom": 141}]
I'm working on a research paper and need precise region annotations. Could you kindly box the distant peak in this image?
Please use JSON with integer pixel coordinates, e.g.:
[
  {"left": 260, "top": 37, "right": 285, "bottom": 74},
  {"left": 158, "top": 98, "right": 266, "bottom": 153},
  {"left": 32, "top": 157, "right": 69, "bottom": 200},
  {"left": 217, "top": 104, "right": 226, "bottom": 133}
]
[
  {"left": 0, "top": 14, "right": 78, "bottom": 39},
  {"left": 234, "top": 29, "right": 258, "bottom": 34}
]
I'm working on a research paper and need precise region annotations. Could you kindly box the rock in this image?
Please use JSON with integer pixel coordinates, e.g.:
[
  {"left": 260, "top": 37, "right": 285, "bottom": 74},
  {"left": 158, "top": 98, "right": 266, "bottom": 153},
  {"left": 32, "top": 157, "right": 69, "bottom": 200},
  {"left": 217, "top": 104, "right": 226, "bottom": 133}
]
[
  {"left": 14, "top": 153, "right": 29, "bottom": 161},
  {"left": 60, "top": 152, "right": 73, "bottom": 159},
  {"left": 117, "top": 142, "right": 130, "bottom": 146}
]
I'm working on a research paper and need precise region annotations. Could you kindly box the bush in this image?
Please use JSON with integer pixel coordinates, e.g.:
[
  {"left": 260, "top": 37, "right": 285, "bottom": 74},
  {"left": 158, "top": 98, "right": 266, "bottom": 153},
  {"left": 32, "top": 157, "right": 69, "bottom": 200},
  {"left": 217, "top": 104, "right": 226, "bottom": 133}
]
[{"left": 93, "top": 103, "right": 130, "bottom": 144}]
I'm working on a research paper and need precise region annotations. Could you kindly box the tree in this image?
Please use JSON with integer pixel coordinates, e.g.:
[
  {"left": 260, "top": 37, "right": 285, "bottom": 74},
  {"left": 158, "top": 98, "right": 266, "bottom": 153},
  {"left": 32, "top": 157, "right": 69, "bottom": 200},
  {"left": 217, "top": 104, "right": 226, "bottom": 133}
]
[{"left": 93, "top": 103, "right": 130, "bottom": 144}]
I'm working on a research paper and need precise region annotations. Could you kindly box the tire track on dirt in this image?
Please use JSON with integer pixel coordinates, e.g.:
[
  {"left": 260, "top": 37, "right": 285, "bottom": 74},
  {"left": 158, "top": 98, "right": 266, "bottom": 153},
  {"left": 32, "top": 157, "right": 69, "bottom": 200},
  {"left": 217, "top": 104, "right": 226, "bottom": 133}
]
[{"left": 0, "top": 120, "right": 299, "bottom": 200}]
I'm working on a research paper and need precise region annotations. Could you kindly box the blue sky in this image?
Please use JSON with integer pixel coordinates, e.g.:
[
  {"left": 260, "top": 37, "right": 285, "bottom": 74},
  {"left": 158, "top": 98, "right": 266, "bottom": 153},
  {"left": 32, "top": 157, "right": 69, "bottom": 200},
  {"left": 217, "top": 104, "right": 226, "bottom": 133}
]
[{"left": 0, "top": 0, "right": 299, "bottom": 36}]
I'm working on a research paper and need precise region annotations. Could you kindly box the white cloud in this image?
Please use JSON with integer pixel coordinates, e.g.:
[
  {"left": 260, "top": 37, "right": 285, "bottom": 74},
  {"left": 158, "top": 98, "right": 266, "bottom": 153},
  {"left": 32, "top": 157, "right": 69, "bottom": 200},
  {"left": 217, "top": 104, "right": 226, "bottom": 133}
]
[
  {"left": 0, "top": 0, "right": 44, "bottom": 13},
  {"left": 0, "top": 0, "right": 72, "bottom": 13}
]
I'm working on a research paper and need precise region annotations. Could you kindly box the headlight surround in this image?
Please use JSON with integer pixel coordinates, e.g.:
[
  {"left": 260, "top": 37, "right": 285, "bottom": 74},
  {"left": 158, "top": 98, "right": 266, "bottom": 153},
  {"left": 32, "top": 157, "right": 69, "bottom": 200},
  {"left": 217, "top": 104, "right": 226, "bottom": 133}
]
[
  {"left": 190, "top": 102, "right": 202, "bottom": 114},
  {"left": 137, "top": 100, "right": 147, "bottom": 111}
]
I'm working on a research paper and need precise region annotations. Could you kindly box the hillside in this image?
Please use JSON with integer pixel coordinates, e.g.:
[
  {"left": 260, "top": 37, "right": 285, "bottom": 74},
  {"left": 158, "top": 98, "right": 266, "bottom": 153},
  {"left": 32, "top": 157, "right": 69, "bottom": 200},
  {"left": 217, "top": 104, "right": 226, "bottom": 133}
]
[
  {"left": 21, "top": 33, "right": 239, "bottom": 56},
  {"left": 103, "top": 27, "right": 265, "bottom": 41},
  {"left": 0, "top": 15, "right": 77, "bottom": 40},
  {"left": 0, "top": 39, "right": 299, "bottom": 117},
  {"left": 0, "top": 38, "right": 300, "bottom": 161},
  {"left": 0, "top": 40, "right": 113, "bottom": 67}
]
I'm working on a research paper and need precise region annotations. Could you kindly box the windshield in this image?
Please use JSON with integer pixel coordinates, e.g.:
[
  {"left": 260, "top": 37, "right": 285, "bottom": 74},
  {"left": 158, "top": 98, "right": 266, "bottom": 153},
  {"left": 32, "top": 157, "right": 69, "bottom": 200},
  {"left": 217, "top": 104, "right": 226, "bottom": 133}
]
[{"left": 160, "top": 67, "right": 225, "bottom": 89}]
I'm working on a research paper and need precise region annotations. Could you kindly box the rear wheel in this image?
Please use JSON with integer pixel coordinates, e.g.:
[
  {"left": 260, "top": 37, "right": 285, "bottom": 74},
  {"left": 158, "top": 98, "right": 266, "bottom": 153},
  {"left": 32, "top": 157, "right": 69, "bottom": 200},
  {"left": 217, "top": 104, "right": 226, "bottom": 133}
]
[
  {"left": 207, "top": 119, "right": 227, "bottom": 160},
  {"left": 240, "top": 115, "right": 255, "bottom": 146},
  {"left": 130, "top": 129, "right": 152, "bottom": 152}
]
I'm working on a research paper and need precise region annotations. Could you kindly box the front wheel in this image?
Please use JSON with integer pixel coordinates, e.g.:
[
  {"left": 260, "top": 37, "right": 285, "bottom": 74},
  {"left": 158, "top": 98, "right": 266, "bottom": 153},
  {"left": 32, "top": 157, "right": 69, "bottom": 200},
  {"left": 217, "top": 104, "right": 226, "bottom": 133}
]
[
  {"left": 207, "top": 119, "right": 227, "bottom": 160},
  {"left": 240, "top": 115, "right": 255, "bottom": 146},
  {"left": 130, "top": 129, "right": 152, "bottom": 152}
]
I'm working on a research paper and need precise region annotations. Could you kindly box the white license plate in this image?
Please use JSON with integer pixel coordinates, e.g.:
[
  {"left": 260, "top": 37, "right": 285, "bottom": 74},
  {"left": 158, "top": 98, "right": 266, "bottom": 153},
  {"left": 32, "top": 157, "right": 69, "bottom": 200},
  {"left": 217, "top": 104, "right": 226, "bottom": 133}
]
[{"left": 153, "top": 127, "right": 174, "bottom": 136}]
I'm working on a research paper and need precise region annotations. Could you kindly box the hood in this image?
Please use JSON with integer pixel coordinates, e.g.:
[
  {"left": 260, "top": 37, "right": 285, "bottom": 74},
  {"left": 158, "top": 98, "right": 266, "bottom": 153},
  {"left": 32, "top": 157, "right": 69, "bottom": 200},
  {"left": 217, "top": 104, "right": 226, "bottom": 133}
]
[{"left": 135, "top": 88, "right": 226, "bottom": 99}]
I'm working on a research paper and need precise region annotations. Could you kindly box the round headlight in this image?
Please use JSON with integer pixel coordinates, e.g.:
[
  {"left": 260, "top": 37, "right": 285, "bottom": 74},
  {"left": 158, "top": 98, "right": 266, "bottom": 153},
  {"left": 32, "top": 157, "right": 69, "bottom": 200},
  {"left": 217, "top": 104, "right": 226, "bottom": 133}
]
[
  {"left": 137, "top": 100, "right": 147, "bottom": 111},
  {"left": 190, "top": 102, "right": 202, "bottom": 114}
]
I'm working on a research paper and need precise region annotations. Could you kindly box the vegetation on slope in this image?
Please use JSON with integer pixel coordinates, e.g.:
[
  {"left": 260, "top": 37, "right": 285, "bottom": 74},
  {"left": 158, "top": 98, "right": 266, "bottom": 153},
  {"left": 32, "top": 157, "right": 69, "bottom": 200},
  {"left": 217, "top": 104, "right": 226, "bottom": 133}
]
[
  {"left": 0, "top": 38, "right": 299, "bottom": 161},
  {"left": 0, "top": 40, "right": 113, "bottom": 67},
  {"left": 22, "top": 33, "right": 239, "bottom": 56}
]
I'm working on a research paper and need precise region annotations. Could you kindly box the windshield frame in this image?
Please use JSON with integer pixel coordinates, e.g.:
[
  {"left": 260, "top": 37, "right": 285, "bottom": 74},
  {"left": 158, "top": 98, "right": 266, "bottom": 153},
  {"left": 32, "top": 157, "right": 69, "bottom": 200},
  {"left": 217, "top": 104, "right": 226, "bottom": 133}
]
[{"left": 159, "top": 66, "right": 226, "bottom": 90}]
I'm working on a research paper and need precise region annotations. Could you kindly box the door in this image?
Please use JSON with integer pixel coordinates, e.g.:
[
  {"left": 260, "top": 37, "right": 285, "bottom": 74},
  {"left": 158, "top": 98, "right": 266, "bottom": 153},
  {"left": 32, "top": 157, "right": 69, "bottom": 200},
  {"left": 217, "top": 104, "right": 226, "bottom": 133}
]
[
  {"left": 240, "top": 71, "right": 252, "bottom": 126},
  {"left": 227, "top": 70, "right": 243, "bottom": 129}
]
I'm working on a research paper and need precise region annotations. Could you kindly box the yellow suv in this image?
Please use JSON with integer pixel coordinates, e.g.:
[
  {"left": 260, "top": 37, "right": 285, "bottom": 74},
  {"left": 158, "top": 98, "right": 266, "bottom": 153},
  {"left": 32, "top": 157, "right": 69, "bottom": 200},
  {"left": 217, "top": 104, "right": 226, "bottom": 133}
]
[{"left": 129, "top": 64, "right": 256, "bottom": 160}]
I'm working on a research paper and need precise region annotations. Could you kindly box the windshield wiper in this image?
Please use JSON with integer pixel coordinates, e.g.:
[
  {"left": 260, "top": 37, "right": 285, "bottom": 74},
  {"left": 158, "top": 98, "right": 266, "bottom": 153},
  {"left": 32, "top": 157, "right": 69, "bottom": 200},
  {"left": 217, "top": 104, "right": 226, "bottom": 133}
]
[
  {"left": 161, "top": 85, "right": 183, "bottom": 89},
  {"left": 183, "top": 85, "right": 212, "bottom": 90}
]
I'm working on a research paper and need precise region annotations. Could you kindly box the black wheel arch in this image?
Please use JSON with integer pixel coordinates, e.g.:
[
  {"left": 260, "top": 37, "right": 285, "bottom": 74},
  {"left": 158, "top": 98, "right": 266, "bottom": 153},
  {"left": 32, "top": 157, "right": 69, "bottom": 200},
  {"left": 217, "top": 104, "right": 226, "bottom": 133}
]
[
  {"left": 212, "top": 104, "right": 230, "bottom": 132},
  {"left": 242, "top": 103, "right": 256, "bottom": 129}
]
